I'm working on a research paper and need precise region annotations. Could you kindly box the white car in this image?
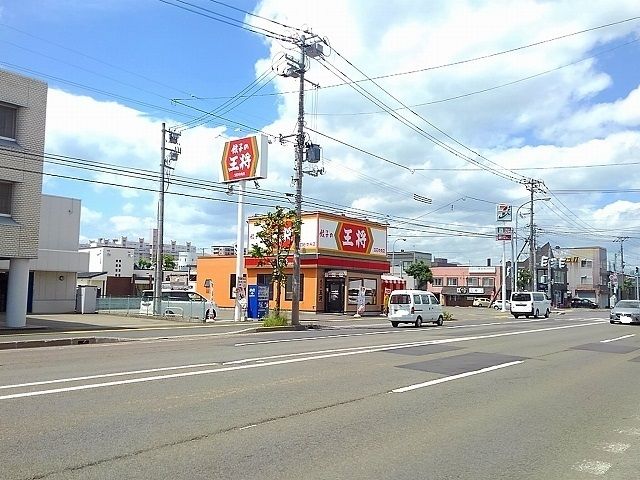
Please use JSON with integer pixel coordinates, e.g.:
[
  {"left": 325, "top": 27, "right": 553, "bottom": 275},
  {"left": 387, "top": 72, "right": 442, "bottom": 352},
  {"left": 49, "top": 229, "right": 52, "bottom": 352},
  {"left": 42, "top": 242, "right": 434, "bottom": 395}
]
[
  {"left": 491, "top": 300, "right": 511, "bottom": 310},
  {"left": 139, "top": 289, "right": 217, "bottom": 320},
  {"left": 388, "top": 290, "right": 444, "bottom": 327},
  {"left": 510, "top": 291, "right": 550, "bottom": 319}
]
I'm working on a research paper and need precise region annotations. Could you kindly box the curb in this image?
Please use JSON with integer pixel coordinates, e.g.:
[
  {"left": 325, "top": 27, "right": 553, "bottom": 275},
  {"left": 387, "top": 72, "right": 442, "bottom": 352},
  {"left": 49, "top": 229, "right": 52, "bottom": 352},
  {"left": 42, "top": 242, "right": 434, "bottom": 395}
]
[
  {"left": 0, "top": 337, "right": 131, "bottom": 350},
  {"left": 254, "top": 324, "right": 310, "bottom": 333}
]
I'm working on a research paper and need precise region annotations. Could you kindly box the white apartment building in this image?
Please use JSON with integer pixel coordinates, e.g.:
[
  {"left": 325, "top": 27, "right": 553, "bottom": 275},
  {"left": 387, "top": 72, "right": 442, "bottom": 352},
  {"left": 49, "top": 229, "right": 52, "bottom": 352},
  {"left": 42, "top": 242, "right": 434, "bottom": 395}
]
[{"left": 0, "top": 69, "right": 48, "bottom": 327}]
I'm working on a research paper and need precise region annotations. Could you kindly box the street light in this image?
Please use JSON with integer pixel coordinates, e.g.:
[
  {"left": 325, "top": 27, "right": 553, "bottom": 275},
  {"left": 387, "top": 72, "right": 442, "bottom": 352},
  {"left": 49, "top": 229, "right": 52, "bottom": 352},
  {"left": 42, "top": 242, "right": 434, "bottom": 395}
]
[
  {"left": 513, "top": 197, "right": 550, "bottom": 292},
  {"left": 391, "top": 238, "right": 406, "bottom": 277}
]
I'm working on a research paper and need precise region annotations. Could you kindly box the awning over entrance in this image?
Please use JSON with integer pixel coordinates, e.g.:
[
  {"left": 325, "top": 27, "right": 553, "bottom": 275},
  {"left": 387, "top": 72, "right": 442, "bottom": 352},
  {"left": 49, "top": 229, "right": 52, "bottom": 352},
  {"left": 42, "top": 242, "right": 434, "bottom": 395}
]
[{"left": 381, "top": 274, "right": 406, "bottom": 293}]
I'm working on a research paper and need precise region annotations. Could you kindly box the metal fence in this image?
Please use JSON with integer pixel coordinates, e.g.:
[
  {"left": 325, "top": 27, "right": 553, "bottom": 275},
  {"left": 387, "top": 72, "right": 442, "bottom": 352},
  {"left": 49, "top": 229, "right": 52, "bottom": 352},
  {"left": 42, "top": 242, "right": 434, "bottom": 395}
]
[{"left": 96, "top": 296, "right": 142, "bottom": 316}]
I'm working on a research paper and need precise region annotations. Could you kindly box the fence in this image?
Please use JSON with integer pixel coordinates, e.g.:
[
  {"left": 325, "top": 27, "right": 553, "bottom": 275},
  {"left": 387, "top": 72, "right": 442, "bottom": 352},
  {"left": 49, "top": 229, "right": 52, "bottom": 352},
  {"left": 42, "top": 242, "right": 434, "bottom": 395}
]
[{"left": 96, "top": 296, "right": 142, "bottom": 316}]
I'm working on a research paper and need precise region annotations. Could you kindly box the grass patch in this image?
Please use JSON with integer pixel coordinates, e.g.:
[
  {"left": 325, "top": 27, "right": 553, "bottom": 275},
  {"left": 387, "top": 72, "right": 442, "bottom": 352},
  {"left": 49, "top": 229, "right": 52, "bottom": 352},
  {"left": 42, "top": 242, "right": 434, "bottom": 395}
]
[
  {"left": 261, "top": 314, "right": 289, "bottom": 327},
  {"left": 442, "top": 311, "right": 454, "bottom": 322}
]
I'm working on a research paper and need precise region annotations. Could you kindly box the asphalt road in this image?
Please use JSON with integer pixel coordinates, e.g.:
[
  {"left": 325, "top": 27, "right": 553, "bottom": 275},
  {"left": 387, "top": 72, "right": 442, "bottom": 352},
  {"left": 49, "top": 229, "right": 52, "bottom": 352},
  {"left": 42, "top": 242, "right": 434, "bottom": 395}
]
[{"left": 1, "top": 309, "right": 639, "bottom": 479}]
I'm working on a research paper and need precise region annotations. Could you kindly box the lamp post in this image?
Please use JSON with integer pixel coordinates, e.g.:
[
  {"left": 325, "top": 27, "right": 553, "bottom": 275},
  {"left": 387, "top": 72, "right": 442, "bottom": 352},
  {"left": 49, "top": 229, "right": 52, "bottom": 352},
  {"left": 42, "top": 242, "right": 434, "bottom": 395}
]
[
  {"left": 391, "top": 238, "right": 406, "bottom": 277},
  {"left": 513, "top": 197, "right": 550, "bottom": 292}
]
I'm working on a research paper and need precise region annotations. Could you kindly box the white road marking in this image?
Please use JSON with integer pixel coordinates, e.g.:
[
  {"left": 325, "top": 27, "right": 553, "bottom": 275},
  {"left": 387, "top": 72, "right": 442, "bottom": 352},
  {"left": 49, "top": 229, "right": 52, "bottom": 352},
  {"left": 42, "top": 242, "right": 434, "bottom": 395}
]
[
  {"left": 600, "top": 334, "right": 635, "bottom": 343},
  {"left": 391, "top": 361, "right": 524, "bottom": 393},
  {"left": 234, "top": 317, "right": 575, "bottom": 347},
  {"left": 0, "top": 321, "right": 603, "bottom": 401},
  {"left": 239, "top": 424, "right": 257, "bottom": 430},
  {"left": 0, "top": 362, "right": 221, "bottom": 390},
  {"left": 601, "top": 443, "right": 630, "bottom": 453},
  {"left": 572, "top": 459, "right": 611, "bottom": 475}
]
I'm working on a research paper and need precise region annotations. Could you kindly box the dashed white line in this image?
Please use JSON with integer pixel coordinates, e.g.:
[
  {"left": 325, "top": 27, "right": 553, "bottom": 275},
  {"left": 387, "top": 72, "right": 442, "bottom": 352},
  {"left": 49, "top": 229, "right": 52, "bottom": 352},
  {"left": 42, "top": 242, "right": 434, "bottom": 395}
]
[
  {"left": 600, "top": 334, "right": 635, "bottom": 343},
  {"left": 572, "top": 459, "right": 611, "bottom": 475},
  {"left": 391, "top": 360, "right": 524, "bottom": 393}
]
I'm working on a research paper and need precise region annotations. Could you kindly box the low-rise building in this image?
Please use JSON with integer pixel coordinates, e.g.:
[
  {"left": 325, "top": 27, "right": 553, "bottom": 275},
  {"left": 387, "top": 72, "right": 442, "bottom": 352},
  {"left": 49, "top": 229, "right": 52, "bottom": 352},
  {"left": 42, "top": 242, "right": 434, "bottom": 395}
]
[{"left": 429, "top": 264, "right": 503, "bottom": 306}]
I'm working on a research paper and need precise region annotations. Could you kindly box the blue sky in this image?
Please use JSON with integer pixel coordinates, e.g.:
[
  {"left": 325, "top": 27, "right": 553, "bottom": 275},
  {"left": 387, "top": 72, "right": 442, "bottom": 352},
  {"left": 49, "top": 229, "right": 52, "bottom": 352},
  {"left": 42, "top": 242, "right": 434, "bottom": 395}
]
[{"left": 1, "top": 0, "right": 640, "bottom": 269}]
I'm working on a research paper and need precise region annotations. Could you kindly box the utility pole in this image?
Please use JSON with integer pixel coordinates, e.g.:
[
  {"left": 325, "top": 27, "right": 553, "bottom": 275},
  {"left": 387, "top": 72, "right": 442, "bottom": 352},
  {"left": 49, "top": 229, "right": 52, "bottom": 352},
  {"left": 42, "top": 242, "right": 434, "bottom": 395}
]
[
  {"left": 154, "top": 123, "right": 181, "bottom": 315},
  {"left": 290, "top": 36, "right": 307, "bottom": 326},
  {"left": 614, "top": 236, "right": 628, "bottom": 300},
  {"left": 522, "top": 178, "right": 544, "bottom": 291}
]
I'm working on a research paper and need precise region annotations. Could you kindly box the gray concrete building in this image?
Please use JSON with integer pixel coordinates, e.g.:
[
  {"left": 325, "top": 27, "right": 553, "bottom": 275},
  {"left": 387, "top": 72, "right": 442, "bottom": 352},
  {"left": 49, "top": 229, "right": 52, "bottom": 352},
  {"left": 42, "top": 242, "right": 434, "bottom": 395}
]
[{"left": 0, "top": 69, "right": 48, "bottom": 327}]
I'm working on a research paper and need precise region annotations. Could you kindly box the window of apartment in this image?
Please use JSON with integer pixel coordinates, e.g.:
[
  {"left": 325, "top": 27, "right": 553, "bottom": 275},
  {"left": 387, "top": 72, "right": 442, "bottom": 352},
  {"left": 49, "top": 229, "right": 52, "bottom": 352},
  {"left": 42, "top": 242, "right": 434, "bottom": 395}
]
[
  {"left": 482, "top": 277, "right": 495, "bottom": 287},
  {"left": 0, "top": 104, "right": 17, "bottom": 141},
  {"left": 432, "top": 277, "right": 443, "bottom": 286},
  {"left": 0, "top": 182, "right": 12, "bottom": 216},
  {"left": 446, "top": 277, "right": 458, "bottom": 286},
  {"left": 285, "top": 274, "right": 304, "bottom": 301},
  {"left": 466, "top": 277, "right": 479, "bottom": 286},
  {"left": 581, "top": 259, "right": 592, "bottom": 268}
]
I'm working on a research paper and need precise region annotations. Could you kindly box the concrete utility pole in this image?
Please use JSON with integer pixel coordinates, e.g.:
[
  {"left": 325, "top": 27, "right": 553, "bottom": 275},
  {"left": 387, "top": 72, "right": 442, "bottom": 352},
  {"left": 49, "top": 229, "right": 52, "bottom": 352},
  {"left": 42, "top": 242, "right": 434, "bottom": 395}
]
[
  {"left": 154, "top": 124, "right": 181, "bottom": 315},
  {"left": 154, "top": 123, "right": 166, "bottom": 316},
  {"left": 522, "top": 178, "right": 544, "bottom": 291},
  {"left": 290, "top": 37, "right": 307, "bottom": 327}
]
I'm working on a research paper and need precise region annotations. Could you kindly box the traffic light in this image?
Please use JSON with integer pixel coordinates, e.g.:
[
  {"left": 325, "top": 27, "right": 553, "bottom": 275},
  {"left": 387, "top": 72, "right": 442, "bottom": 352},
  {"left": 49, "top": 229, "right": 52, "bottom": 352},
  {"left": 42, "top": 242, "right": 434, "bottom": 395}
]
[
  {"left": 540, "top": 256, "right": 548, "bottom": 267},
  {"left": 558, "top": 257, "right": 566, "bottom": 268}
]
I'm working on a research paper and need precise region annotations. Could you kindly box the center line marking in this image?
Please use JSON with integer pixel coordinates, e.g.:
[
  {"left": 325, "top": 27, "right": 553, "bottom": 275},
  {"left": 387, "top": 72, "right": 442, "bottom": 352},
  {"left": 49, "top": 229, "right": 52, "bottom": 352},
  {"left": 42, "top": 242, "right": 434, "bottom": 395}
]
[
  {"left": 600, "top": 334, "right": 635, "bottom": 343},
  {"left": 391, "top": 361, "right": 524, "bottom": 393}
]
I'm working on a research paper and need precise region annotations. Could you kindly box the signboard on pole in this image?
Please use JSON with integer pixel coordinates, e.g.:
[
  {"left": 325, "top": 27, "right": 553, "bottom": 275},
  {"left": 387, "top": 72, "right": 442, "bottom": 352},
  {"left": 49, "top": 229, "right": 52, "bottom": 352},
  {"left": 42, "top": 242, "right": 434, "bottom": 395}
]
[
  {"left": 496, "top": 203, "right": 512, "bottom": 222},
  {"left": 220, "top": 134, "right": 268, "bottom": 183},
  {"left": 496, "top": 226, "right": 512, "bottom": 241}
]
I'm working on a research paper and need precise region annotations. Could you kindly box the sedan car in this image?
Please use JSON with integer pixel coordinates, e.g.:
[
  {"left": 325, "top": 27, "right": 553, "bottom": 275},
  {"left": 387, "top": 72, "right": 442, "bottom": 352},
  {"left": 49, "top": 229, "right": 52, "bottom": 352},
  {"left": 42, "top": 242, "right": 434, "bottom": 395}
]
[
  {"left": 472, "top": 298, "right": 491, "bottom": 307},
  {"left": 491, "top": 300, "right": 511, "bottom": 310},
  {"left": 610, "top": 300, "right": 640, "bottom": 324},
  {"left": 571, "top": 298, "right": 598, "bottom": 309}
]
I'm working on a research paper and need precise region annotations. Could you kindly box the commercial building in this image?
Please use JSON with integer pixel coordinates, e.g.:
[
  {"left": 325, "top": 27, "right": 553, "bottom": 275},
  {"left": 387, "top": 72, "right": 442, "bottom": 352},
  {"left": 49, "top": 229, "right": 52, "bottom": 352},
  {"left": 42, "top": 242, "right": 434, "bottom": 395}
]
[
  {"left": 196, "top": 212, "right": 389, "bottom": 314},
  {"left": 78, "top": 246, "right": 135, "bottom": 296},
  {"left": 0, "top": 69, "right": 48, "bottom": 326},
  {"left": 428, "top": 264, "right": 503, "bottom": 306}
]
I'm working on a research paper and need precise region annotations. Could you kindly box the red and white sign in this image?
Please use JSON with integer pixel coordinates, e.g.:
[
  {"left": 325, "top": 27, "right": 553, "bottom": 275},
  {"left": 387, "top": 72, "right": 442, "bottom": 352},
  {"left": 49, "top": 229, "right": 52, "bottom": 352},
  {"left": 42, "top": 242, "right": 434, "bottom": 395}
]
[
  {"left": 335, "top": 221, "right": 373, "bottom": 254},
  {"left": 220, "top": 135, "right": 268, "bottom": 183}
]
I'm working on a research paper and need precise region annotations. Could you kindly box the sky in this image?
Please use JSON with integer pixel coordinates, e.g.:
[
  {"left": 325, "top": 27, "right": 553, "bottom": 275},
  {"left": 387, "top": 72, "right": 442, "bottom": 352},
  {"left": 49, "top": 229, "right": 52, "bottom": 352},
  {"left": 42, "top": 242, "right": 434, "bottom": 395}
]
[{"left": 1, "top": 0, "right": 640, "bottom": 270}]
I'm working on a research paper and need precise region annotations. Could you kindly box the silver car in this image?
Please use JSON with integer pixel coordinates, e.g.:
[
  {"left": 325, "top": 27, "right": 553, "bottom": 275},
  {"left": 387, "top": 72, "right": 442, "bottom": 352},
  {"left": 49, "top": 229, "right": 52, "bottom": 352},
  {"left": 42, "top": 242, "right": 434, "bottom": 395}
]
[{"left": 609, "top": 300, "right": 640, "bottom": 324}]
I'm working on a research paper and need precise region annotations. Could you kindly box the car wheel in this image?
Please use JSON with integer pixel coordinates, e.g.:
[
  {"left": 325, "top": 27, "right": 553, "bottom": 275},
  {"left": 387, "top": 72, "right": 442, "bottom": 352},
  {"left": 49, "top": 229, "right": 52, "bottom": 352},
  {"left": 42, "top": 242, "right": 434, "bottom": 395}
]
[
  {"left": 525, "top": 315, "right": 530, "bottom": 318},
  {"left": 415, "top": 317, "right": 423, "bottom": 328},
  {"left": 513, "top": 314, "right": 520, "bottom": 319},
  {"left": 534, "top": 309, "right": 540, "bottom": 318},
  {"left": 391, "top": 321, "right": 399, "bottom": 328},
  {"left": 165, "top": 309, "right": 174, "bottom": 316},
  {"left": 436, "top": 315, "right": 444, "bottom": 326},
  {"left": 610, "top": 320, "right": 616, "bottom": 324},
  {"left": 544, "top": 309, "right": 550, "bottom": 318},
  {"left": 206, "top": 309, "right": 216, "bottom": 320}
]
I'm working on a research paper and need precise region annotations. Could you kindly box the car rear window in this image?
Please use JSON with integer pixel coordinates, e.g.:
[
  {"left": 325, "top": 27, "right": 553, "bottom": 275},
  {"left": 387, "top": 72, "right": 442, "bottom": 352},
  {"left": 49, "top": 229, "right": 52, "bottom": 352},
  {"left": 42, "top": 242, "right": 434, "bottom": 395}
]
[
  {"left": 390, "top": 294, "right": 410, "bottom": 305},
  {"left": 512, "top": 293, "right": 532, "bottom": 302}
]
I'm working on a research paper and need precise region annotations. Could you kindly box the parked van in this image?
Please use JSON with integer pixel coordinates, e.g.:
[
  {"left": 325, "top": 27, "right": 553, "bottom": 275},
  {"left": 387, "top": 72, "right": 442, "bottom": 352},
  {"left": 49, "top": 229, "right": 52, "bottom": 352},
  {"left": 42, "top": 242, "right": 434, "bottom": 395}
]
[
  {"left": 139, "top": 289, "right": 217, "bottom": 320},
  {"left": 388, "top": 289, "right": 444, "bottom": 327},
  {"left": 510, "top": 291, "right": 551, "bottom": 319}
]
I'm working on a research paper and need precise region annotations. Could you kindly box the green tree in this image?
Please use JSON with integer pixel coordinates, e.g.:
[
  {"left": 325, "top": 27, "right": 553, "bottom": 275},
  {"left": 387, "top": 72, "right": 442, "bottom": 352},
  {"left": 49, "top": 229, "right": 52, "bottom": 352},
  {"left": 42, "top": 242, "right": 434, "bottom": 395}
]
[
  {"left": 404, "top": 260, "right": 433, "bottom": 290},
  {"left": 517, "top": 269, "right": 532, "bottom": 291},
  {"left": 138, "top": 258, "right": 152, "bottom": 269},
  {"left": 163, "top": 254, "right": 176, "bottom": 271},
  {"left": 249, "top": 206, "right": 301, "bottom": 321}
]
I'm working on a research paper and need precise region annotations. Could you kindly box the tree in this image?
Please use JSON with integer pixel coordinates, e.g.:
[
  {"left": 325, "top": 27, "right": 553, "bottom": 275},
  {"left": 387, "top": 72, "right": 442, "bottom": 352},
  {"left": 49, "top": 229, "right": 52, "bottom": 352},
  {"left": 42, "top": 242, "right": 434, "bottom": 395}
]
[
  {"left": 163, "top": 254, "right": 176, "bottom": 271},
  {"left": 138, "top": 258, "right": 152, "bottom": 269},
  {"left": 517, "top": 269, "right": 532, "bottom": 291},
  {"left": 404, "top": 261, "right": 433, "bottom": 290},
  {"left": 249, "top": 206, "right": 300, "bottom": 319}
]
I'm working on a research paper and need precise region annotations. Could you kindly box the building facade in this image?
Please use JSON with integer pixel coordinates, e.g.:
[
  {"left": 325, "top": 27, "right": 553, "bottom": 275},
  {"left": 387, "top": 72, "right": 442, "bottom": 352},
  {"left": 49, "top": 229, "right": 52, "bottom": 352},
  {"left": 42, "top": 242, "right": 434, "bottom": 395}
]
[
  {"left": 387, "top": 249, "right": 432, "bottom": 288},
  {"left": 197, "top": 212, "right": 389, "bottom": 314},
  {"left": 0, "top": 69, "right": 48, "bottom": 326},
  {"left": 429, "top": 265, "right": 503, "bottom": 306},
  {"left": 78, "top": 246, "right": 135, "bottom": 296},
  {"left": 561, "top": 246, "right": 608, "bottom": 307}
]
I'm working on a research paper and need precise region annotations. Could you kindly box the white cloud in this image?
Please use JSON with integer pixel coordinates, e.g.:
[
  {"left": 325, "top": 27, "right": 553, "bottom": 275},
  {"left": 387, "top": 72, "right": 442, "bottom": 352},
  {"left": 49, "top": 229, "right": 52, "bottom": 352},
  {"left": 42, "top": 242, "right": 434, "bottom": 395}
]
[{"left": 39, "top": 0, "right": 640, "bottom": 265}]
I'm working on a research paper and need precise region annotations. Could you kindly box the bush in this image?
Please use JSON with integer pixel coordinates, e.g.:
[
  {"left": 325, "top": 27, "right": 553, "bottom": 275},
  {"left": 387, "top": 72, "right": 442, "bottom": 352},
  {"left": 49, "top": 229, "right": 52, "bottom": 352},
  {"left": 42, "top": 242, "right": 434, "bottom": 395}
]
[
  {"left": 261, "top": 314, "right": 289, "bottom": 327},
  {"left": 442, "top": 311, "right": 454, "bottom": 322}
]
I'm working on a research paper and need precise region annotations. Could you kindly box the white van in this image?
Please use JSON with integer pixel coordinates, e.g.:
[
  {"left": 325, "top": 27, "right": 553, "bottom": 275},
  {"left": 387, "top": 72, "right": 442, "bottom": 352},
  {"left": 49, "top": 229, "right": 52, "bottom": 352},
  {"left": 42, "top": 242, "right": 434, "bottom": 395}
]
[
  {"left": 139, "top": 289, "right": 217, "bottom": 321},
  {"left": 388, "top": 290, "right": 444, "bottom": 327},
  {"left": 510, "top": 291, "right": 551, "bottom": 319}
]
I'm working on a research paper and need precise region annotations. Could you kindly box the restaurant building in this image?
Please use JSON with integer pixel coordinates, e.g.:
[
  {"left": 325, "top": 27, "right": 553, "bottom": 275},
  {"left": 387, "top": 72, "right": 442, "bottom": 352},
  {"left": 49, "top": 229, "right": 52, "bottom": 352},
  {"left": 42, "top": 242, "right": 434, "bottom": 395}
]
[{"left": 196, "top": 212, "right": 391, "bottom": 314}]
